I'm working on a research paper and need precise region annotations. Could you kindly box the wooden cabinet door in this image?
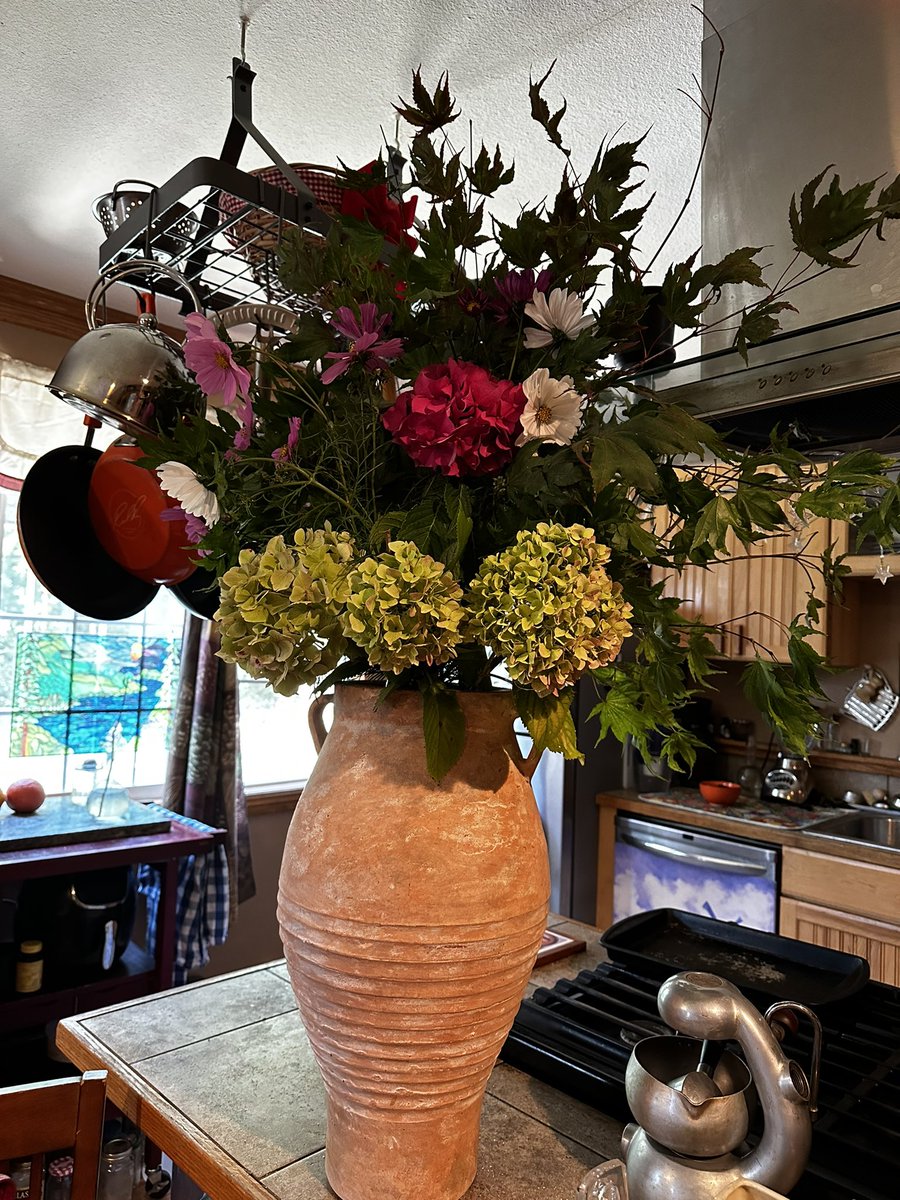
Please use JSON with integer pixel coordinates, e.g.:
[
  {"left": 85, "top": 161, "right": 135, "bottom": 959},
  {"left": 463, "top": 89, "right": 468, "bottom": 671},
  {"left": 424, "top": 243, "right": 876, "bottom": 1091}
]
[
  {"left": 741, "top": 516, "right": 830, "bottom": 662},
  {"left": 780, "top": 896, "right": 900, "bottom": 988},
  {"left": 651, "top": 511, "right": 847, "bottom": 663}
]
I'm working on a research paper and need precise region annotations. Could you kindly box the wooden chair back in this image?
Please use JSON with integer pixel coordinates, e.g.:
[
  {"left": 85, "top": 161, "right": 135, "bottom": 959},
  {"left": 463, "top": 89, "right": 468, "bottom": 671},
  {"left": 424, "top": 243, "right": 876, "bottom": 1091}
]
[{"left": 0, "top": 1071, "right": 107, "bottom": 1200}]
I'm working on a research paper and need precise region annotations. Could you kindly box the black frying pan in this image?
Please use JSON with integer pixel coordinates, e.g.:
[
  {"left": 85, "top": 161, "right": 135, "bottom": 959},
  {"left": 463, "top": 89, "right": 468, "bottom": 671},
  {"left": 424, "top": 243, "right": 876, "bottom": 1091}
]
[
  {"left": 167, "top": 564, "right": 221, "bottom": 620},
  {"left": 18, "top": 444, "right": 159, "bottom": 621}
]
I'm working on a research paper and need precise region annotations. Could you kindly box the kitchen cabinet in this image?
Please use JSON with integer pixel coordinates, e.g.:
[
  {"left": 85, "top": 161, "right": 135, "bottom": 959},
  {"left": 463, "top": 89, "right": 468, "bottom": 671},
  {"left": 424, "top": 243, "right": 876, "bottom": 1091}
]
[
  {"left": 651, "top": 515, "right": 859, "bottom": 663},
  {"left": 780, "top": 846, "right": 900, "bottom": 987}
]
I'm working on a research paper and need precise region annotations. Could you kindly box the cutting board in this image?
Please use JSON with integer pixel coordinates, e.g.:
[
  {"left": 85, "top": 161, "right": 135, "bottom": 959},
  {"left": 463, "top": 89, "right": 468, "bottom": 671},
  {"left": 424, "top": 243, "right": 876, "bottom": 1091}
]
[{"left": 0, "top": 794, "right": 171, "bottom": 851}]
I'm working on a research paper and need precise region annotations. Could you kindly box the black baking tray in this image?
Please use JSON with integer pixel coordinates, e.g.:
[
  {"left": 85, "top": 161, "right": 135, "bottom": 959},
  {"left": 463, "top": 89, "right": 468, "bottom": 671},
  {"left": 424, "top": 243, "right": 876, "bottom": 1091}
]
[{"left": 600, "top": 909, "right": 870, "bottom": 1005}]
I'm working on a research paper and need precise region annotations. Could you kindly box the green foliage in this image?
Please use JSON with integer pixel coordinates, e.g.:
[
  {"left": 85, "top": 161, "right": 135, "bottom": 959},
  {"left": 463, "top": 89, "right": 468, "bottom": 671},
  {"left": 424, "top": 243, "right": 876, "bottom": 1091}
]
[
  {"left": 395, "top": 68, "right": 459, "bottom": 133},
  {"left": 515, "top": 690, "right": 582, "bottom": 762},
  {"left": 422, "top": 683, "right": 466, "bottom": 780},
  {"left": 143, "top": 63, "right": 900, "bottom": 773}
]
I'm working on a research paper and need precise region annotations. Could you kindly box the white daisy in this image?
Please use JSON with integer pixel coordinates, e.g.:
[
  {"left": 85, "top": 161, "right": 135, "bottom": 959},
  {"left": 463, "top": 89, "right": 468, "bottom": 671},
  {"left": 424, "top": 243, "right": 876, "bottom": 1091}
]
[
  {"left": 524, "top": 287, "right": 594, "bottom": 349},
  {"left": 516, "top": 369, "right": 585, "bottom": 446},
  {"left": 157, "top": 461, "right": 220, "bottom": 527}
]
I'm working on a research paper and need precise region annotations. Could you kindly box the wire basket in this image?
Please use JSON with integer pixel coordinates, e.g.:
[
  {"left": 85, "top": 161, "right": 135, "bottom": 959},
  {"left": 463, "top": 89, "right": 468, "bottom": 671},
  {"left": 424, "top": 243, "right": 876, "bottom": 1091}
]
[
  {"left": 218, "top": 163, "right": 343, "bottom": 309},
  {"left": 95, "top": 157, "right": 330, "bottom": 315}
]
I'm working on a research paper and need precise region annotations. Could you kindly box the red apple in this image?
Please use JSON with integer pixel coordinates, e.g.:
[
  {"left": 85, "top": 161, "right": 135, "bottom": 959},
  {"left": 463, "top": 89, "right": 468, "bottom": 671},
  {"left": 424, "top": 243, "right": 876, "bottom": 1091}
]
[{"left": 6, "top": 778, "right": 46, "bottom": 814}]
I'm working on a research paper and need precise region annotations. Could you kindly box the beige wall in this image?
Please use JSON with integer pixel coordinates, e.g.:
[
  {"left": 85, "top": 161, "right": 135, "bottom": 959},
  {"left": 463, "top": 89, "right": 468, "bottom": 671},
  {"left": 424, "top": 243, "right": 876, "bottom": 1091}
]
[{"left": 0, "top": 320, "right": 71, "bottom": 370}]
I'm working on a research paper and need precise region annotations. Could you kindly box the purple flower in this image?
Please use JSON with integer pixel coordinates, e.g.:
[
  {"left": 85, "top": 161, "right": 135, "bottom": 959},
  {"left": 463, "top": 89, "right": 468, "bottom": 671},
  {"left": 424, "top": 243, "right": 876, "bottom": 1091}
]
[
  {"left": 272, "top": 416, "right": 302, "bottom": 463},
  {"left": 457, "top": 287, "right": 492, "bottom": 316},
  {"left": 493, "top": 267, "right": 553, "bottom": 307},
  {"left": 159, "top": 505, "right": 210, "bottom": 555},
  {"left": 320, "top": 303, "right": 403, "bottom": 386}
]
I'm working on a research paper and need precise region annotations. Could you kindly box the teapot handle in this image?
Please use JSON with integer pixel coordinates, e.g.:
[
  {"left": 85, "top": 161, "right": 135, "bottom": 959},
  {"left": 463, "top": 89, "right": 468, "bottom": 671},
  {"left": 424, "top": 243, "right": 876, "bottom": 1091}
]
[
  {"left": 84, "top": 259, "right": 202, "bottom": 330},
  {"left": 308, "top": 693, "right": 334, "bottom": 754},
  {"left": 766, "top": 1000, "right": 823, "bottom": 1119}
]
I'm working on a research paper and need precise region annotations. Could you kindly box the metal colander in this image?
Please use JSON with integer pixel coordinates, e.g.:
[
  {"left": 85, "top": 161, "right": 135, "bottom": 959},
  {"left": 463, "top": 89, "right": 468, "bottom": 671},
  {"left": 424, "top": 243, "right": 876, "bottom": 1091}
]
[{"left": 92, "top": 180, "right": 199, "bottom": 261}]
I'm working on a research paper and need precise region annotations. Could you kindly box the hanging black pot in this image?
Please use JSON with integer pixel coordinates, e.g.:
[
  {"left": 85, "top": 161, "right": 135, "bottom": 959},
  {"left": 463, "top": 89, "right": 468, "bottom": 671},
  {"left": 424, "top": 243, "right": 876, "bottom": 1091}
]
[
  {"left": 614, "top": 285, "right": 676, "bottom": 369},
  {"left": 167, "top": 564, "right": 221, "bottom": 620},
  {"left": 17, "top": 442, "right": 159, "bottom": 621}
]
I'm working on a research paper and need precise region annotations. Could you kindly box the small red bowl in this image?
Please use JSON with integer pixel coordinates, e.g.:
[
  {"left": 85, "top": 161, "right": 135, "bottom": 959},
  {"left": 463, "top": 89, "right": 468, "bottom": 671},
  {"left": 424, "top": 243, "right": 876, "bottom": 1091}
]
[{"left": 699, "top": 780, "right": 741, "bottom": 806}]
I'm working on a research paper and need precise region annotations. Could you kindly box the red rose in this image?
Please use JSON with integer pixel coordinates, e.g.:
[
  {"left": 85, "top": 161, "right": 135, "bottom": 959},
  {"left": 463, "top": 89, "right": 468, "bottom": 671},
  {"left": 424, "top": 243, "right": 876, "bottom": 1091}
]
[{"left": 383, "top": 360, "right": 526, "bottom": 477}]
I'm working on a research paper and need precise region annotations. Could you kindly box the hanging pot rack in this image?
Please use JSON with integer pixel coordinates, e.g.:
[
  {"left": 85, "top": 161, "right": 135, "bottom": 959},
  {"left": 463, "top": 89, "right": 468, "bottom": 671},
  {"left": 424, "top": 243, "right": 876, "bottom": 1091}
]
[{"left": 95, "top": 58, "right": 341, "bottom": 315}]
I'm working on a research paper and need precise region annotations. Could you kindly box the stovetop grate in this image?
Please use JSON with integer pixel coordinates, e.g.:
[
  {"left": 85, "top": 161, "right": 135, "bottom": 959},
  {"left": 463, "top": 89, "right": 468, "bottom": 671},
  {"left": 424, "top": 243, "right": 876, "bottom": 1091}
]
[{"left": 502, "top": 961, "right": 900, "bottom": 1200}]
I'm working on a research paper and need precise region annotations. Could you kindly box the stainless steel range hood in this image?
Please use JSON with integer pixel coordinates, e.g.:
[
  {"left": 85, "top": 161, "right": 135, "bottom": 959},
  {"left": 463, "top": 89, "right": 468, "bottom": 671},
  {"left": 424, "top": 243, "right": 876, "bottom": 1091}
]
[{"left": 638, "top": 0, "right": 900, "bottom": 454}]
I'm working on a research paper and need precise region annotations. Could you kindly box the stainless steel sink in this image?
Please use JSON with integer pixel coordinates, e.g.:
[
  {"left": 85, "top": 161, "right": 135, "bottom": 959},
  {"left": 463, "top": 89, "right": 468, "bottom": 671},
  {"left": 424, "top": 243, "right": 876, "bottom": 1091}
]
[{"left": 807, "top": 809, "right": 900, "bottom": 849}]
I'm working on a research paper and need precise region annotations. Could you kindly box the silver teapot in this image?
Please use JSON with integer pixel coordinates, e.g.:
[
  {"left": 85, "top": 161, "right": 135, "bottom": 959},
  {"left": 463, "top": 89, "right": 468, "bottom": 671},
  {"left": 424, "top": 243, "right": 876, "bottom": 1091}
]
[
  {"left": 622, "top": 971, "right": 822, "bottom": 1200},
  {"left": 48, "top": 260, "right": 205, "bottom": 439}
]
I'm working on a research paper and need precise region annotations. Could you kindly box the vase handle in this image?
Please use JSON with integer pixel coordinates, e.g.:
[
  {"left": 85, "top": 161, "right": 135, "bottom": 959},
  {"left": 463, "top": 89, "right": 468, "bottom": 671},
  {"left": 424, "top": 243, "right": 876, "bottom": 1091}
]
[
  {"left": 308, "top": 693, "right": 334, "bottom": 753},
  {"left": 515, "top": 735, "right": 543, "bottom": 781}
]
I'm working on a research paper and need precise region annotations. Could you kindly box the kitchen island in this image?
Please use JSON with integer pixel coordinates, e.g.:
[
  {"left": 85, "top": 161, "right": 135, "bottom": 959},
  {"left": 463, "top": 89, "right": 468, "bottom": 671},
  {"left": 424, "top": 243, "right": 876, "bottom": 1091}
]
[
  {"left": 57, "top": 916, "right": 623, "bottom": 1200},
  {"left": 596, "top": 789, "right": 900, "bottom": 985}
]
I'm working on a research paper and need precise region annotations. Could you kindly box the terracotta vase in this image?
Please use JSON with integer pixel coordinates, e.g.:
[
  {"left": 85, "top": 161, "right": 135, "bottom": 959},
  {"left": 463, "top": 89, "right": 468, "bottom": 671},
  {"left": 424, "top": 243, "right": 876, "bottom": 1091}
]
[{"left": 277, "top": 684, "right": 550, "bottom": 1200}]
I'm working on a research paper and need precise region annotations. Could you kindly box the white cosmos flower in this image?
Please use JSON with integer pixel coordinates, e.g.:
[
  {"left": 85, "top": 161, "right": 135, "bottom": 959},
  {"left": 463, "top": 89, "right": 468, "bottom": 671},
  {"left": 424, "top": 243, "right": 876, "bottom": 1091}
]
[
  {"left": 524, "top": 287, "right": 594, "bottom": 349},
  {"left": 157, "top": 461, "right": 220, "bottom": 527},
  {"left": 516, "top": 369, "right": 586, "bottom": 446}
]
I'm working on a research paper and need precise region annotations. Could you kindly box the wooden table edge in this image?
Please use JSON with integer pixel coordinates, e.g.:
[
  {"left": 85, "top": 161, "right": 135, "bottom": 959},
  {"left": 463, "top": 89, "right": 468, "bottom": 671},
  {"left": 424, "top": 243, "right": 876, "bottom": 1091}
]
[{"left": 56, "top": 1016, "right": 308, "bottom": 1200}]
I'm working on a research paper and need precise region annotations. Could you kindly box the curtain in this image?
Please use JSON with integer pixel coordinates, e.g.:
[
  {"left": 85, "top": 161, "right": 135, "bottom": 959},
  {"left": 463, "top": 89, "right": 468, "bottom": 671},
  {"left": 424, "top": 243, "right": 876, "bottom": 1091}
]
[
  {"left": 0, "top": 354, "right": 116, "bottom": 489},
  {"left": 140, "top": 615, "right": 255, "bottom": 984},
  {"left": 165, "top": 614, "right": 255, "bottom": 914}
]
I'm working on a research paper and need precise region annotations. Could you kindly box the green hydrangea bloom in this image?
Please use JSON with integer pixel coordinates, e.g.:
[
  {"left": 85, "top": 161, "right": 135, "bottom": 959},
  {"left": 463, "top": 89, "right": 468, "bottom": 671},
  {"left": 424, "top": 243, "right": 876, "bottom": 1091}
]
[
  {"left": 215, "top": 526, "right": 356, "bottom": 695},
  {"left": 467, "top": 522, "right": 633, "bottom": 697},
  {"left": 342, "top": 541, "right": 465, "bottom": 673}
]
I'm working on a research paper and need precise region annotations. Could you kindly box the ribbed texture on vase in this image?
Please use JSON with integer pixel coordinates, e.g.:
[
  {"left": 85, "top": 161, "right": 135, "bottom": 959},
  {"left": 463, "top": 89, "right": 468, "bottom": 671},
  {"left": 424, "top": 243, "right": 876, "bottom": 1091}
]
[{"left": 278, "top": 897, "right": 547, "bottom": 1119}]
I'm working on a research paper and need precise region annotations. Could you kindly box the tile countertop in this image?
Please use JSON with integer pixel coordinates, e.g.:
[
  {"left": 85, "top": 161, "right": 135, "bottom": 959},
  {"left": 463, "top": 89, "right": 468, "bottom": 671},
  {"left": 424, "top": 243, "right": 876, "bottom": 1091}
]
[
  {"left": 596, "top": 789, "right": 900, "bottom": 869},
  {"left": 58, "top": 915, "right": 623, "bottom": 1200}
]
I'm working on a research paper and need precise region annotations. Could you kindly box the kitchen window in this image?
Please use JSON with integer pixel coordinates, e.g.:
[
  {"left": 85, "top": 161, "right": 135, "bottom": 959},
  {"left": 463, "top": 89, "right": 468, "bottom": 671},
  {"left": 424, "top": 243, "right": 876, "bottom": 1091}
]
[
  {"left": 0, "top": 485, "right": 316, "bottom": 794},
  {"left": 0, "top": 353, "right": 316, "bottom": 794}
]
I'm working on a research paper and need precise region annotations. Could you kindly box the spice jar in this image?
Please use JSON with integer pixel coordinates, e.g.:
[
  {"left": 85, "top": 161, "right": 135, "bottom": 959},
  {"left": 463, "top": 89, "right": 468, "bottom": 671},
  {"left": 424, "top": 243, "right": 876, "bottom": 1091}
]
[
  {"left": 14, "top": 940, "right": 43, "bottom": 994},
  {"left": 45, "top": 1156, "right": 73, "bottom": 1200},
  {"left": 97, "top": 1139, "right": 134, "bottom": 1200},
  {"left": 8, "top": 1160, "right": 32, "bottom": 1200}
]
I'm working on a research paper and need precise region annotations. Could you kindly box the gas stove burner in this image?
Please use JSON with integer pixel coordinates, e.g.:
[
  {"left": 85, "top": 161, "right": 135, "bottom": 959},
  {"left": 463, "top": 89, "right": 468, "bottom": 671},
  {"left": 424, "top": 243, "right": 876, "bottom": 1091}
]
[
  {"left": 503, "top": 961, "right": 900, "bottom": 1200},
  {"left": 619, "top": 1019, "right": 668, "bottom": 1047}
]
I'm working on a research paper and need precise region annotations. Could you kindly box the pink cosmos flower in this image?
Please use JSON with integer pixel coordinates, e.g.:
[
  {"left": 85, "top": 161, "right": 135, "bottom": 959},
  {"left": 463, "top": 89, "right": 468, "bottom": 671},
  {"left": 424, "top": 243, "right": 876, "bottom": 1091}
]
[
  {"left": 183, "top": 313, "right": 252, "bottom": 412},
  {"left": 272, "top": 416, "right": 302, "bottom": 463},
  {"left": 231, "top": 395, "right": 254, "bottom": 452},
  {"left": 320, "top": 303, "right": 403, "bottom": 386},
  {"left": 382, "top": 360, "right": 526, "bottom": 478}
]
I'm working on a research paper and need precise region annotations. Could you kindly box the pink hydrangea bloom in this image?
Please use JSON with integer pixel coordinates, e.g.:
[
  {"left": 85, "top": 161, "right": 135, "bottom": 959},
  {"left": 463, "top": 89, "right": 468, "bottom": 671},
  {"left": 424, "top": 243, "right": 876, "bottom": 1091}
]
[
  {"left": 320, "top": 303, "right": 403, "bottom": 386},
  {"left": 382, "top": 360, "right": 526, "bottom": 478},
  {"left": 183, "top": 313, "right": 251, "bottom": 411}
]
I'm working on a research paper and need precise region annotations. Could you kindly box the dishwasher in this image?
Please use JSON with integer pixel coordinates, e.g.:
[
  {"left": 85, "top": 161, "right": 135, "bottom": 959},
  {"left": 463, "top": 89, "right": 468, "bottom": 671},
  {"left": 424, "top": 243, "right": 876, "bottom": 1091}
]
[{"left": 613, "top": 814, "right": 779, "bottom": 932}]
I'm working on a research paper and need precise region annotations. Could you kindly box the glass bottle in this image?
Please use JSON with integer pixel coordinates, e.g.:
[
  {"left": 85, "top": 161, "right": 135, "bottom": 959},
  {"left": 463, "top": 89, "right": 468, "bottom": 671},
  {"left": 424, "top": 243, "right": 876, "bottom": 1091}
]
[
  {"left": 97, "top": 1139, "right": 134, "bottom": 1200},
  {"left": 14, "top": 940, "right": 43, "bottom": 994},
  {"left": 738, "top": 733, "right": 763, "bottom": 801},
  {"left": 70, "top": 758, "right": 99, "bottom": 806}
]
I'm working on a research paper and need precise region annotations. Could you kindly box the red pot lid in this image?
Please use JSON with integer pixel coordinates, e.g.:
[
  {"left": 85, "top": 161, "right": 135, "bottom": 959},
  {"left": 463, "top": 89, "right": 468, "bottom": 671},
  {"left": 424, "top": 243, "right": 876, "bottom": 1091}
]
[{"left": 88, "top": 444, "right": 197, "bottom": 585}]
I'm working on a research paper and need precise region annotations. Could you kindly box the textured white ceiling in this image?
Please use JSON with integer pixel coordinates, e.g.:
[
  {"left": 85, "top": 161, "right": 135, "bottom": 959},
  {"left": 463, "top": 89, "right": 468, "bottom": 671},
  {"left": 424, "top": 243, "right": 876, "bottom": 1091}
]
[{"left": 1, "top": 0, "right": 701, "bottom": 309}]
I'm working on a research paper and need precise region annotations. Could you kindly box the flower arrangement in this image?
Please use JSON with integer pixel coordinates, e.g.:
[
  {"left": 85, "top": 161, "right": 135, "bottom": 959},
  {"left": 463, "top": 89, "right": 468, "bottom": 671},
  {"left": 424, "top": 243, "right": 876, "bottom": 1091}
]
[{"left": 142, "top": 66, "right": 900, "bottom": 778}]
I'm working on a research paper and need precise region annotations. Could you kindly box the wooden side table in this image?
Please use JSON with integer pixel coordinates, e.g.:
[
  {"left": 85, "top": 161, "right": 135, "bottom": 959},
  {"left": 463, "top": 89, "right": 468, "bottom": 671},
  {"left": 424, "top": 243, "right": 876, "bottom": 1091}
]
[{"left": 1, "top": 817, "right": 223, "bottom": 1039}]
